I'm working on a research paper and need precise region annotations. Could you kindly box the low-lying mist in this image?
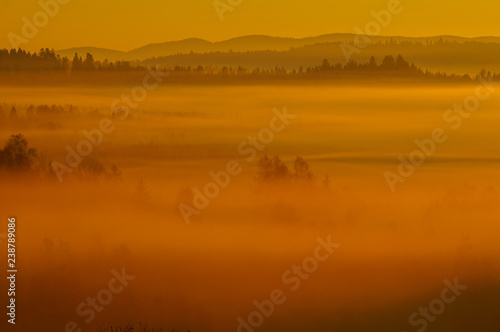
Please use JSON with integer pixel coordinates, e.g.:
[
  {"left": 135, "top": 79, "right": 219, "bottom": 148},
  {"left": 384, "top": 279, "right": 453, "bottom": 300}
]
[{"left": 1, "top": 84, "right": 499, "bottom": 331}]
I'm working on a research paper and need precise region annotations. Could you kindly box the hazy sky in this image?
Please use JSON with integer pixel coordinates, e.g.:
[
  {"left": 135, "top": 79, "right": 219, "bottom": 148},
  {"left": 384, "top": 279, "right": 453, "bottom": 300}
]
[{"left": 2, "top": 0, "right": 500, "bottom": 51}]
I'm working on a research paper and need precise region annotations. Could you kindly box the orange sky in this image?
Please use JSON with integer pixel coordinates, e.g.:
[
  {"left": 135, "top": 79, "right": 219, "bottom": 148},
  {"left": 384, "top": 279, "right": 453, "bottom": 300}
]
[{"left": 2, "top": 0, "right": 500, "bottom": 52}]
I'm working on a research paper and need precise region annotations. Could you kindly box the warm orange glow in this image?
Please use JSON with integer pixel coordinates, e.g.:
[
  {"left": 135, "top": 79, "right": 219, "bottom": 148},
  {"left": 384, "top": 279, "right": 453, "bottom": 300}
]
[{"left": 2, "top": 0, "right": 500, "bottom": 51}]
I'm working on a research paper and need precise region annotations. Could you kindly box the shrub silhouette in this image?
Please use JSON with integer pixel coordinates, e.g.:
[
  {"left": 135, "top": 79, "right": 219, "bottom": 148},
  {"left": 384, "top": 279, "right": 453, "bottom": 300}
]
[
  {"left": 256, "top": 155, "right": 290, "bottom": 182},
  {"left": 111, "top": 164, "right": 122, "bottom": 179},
  {"left": 293, "top": 156, "right": 313, "bottom": 181},
  {"left": 256, "top": 155, "right": 315, "bottom": 186},
  {"left": 0, "top": 134, "right": 42, "bottom": 172},
  {"left": 322, "top": 174, "right": 331, "bottom": 189},
  {"left": 74, "top": 157, "right": 108, "bottom": 181},
  {"left": 9, "top": 106, "right": 18, "bottom": 120},
  {"left": 133, "top": 180, "right": 154, "bottom": 207}
]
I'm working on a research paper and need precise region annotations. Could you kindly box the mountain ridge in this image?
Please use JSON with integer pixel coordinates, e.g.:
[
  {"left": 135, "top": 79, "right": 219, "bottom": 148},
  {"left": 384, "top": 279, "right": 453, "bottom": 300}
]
[{"left": 56, "top": 33, "right": 500, "bottom": 62}]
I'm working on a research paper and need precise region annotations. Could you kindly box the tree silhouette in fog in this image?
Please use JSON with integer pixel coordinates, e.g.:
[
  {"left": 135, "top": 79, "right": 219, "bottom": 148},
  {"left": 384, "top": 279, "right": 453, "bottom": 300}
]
[
  {"left": 293, "top": 156, "right": 313, "bottom": 181},
  {"left": 256, "top": 155, "right": 290, "bottom": 182},
  {"left": 9, "top": 106, "right": 18, "bottom": 120},
  {"left": 396, "top": 54, "right": 410, "bottom": 70},
  {"left": 368, "top": 56, "right": 377, "bottom": 69},
  {"left": 84, "top": 53, "right": 95, "bottom": 70},
  {"left": 133, "top": 180, "right": 154, "bottom": 207},
  {"left": 72, "top": 52, "right": 83, "bottom": 70},
  {"left": 322, "top": 174, "right": 331, "bottom": 189},
  {"left": 256, "top": 155, "right": 315, "bottom": 185},
  {"left": 72, "top": 157, "right": 122, "bottom": 182},
  {"left": 74, "top": 157, "right": 107, "bottom": 181},
  {"left": 381, "top": 55, "right": 396, "bottom": 70},
  {"left": 0, "top": 134, "right": 42, "bottom": 172}
]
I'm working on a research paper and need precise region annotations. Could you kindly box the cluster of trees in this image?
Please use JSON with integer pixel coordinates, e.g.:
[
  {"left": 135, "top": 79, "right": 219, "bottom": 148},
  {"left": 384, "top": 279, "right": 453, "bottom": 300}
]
[
  {"left": 1, "top": 104, "right": 80, "bottom": 120},
  {"left": 311, "top": 56, "right": 494, "bottom": 82},
  {"left": 73, "top": 157, "right": 122, "bottom": 182},
  {"left": 0, "top": 134, "right": 121, "bottom": 181},
  {"left": 0, "top": 48, "right": 138, "bottom": 72},
  {"left": 316, "top": 55, "right": 416, "bottom": 72},
  {"left": 255, "top": 155, "right": 333, "bottom": 191},
  {"left": 256, "top": 155, "right": 314, "bottom": 183},
  {"left": 0, "top": 134, "right": 47, "bottom": 174},
  {"left": 0, "top": 104, "right": 83, "bottom": 131},
  {"left": 69, "top": 52, "right": 135, "bottom": 71}
]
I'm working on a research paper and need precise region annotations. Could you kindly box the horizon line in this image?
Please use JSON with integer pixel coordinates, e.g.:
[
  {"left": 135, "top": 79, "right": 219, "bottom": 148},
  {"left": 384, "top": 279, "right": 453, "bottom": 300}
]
[{"left": 6, "top": 33, "right": 500, "bottom": 54}]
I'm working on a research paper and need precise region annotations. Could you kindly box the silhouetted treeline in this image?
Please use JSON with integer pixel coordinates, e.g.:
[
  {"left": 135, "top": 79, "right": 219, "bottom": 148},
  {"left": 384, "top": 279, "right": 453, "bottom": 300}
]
[
  {"left": 143, "top": 55, "right": 496, "bottom": 83},
  {"left": 0, "top": 104, "right": 80, "bottom": 125},
  {"left": 0, "top": 103, "right": 105, "bottom": 133},
  {"left": 137, "top": 39, "right": 500, "bottom": 74},
  {"left": 1, "top": 49, "right": 497, "bottom": 83},
  {"left": 0, "top": 48, "right": 140, "bottom": 72}
]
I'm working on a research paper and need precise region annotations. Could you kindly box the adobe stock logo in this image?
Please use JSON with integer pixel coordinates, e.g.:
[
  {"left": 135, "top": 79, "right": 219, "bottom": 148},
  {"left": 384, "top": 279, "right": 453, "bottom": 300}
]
[
  {"left": 405, "top": 278, "right": 467, "bottom": 332},
  {"left": 8, "top": 0, "right": 71, "bottom": 49},
  {"left": 341, "top": 0, "right": 409, "bottom": 61},
  {"left": 384, "top": 76, "right": 499, "bottom": 192},
  {"left": 51, "top": 66, "right": 168, "bottom": 182},
  {"left": 236, "top": 235, "right": 340, "bottom": 332},
  {"left": 65, "top": 268, "right": 135, "bottom": 332},
  {"left": 179, "top": 106, "right": 295, "bottom": 224},
  {"left": 213, "top": 0, "right": 244, "bottom": 21}
]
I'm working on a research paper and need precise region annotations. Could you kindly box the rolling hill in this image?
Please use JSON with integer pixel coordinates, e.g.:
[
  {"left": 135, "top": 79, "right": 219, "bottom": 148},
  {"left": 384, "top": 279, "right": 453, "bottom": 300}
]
[{"left": 56, "top": 34, "right": 500, "bottom": 62}]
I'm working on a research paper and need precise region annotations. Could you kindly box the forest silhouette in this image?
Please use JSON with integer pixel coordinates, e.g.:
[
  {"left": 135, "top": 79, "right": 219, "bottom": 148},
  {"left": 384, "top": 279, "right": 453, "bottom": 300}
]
[{"left": 0, "top": 48, "right": 496, "bottom": 84}]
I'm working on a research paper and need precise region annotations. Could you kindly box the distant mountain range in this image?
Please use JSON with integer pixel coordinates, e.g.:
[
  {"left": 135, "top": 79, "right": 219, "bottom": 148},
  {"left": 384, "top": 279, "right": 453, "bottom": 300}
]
[{"left": 56, "top": 34, "right": 500, "bottom": 62}]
